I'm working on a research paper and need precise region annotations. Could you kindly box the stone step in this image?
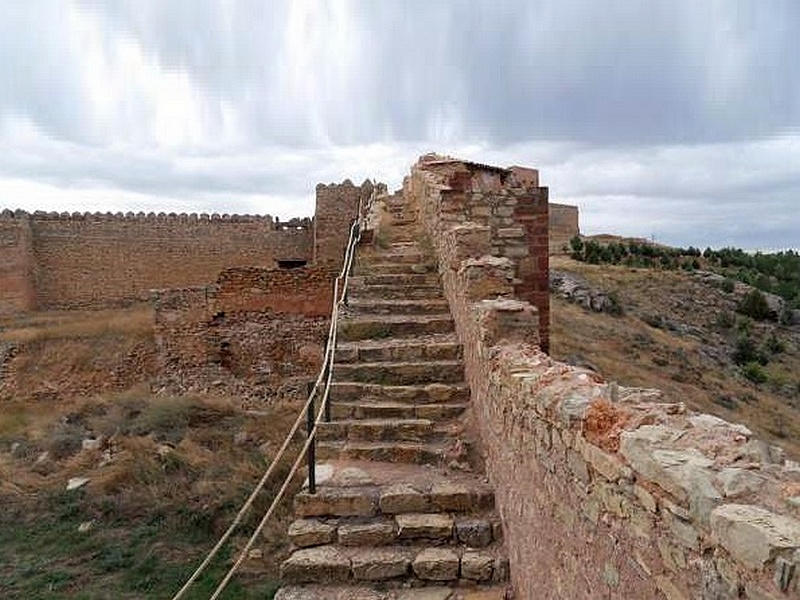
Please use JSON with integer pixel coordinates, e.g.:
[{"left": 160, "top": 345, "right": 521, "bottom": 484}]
[
  {"left": 354, "top": 262, "right": 434, "bottom": 276},
  {"left": 280, "top": 544, "right": 508, "bottom": 585},
  {"left": 275, "top": 584, "right": 511, "bottom": 600},
  {"left": 344, "top": 298, "right": 450, "bottom": 316},
  {"left": 350, "top": 273, "right": 440, "bottom": 287},
  {"left": 317, "top": 419, "right": 436, "bottom": 443},
  {"left": 346, "top": 284, "right": 444, "bottom": 300},
  {"left": 289, "top": 513, "right": 500, "bottom": 549},
  {"left": 333, "top": 360, "right": 463, "bottom": 385},
  {"left": 336, "top": 335, "right": 461, "bottom": 363},
  {"left": 338, "top": 315, "right": 454, "bottom": 341},
  {"left": 317, "top": 440, "right": 445, "bottom": 465},
  {"left": 329, "top": 382, "right": 470, "bottom": 404},
  {"left": 331, "top": 400, "right": 468, "bottom": 422},
  {"left": 357, "top": 251, "right": 425, "bottom": 265}
]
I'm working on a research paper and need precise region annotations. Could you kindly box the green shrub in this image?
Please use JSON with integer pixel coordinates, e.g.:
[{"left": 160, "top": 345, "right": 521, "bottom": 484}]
[
  {"left": 721, "top": 278, "right": 736, "bottom": 293},
  {"left": 737, "top": 289, "right": 772, "bottom": 321},
  {"left": 732, "top": 334, "right": 768, "bottom": 366},
  {"left": 714, "top": 311, "right": 735, "bottom": 329},
  {"left": 741, "top": 362, "right": 768, "bottom": 384}
]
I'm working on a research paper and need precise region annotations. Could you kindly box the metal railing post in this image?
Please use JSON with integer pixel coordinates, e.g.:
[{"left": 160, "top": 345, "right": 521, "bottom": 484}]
[{"left": 306, "top": 393, "right": 316, "bottom": 494}]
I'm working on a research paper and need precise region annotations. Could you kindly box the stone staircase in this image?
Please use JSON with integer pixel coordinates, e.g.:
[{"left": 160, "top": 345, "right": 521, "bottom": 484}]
[{"left": 276, "top": 198, "right": 512, "bottom": 600}]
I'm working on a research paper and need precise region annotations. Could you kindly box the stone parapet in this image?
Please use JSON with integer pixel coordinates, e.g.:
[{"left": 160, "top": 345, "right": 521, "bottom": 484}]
[{"left": 405, "top": 153, "right": 800, "bottom": 598}]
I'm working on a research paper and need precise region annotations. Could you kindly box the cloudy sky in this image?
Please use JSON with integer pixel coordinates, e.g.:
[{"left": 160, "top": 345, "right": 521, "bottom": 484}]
[{"left": 1, "top": 1, "right": 798, "bottom": 249}]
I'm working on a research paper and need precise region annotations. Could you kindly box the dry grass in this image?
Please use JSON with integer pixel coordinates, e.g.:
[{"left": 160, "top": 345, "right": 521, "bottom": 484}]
[
  {"left": 551, "top": 257, "right": 800, "bottom": 458},
  {"left": 0, "top": 305, "right": 154, "bottom": 344}
]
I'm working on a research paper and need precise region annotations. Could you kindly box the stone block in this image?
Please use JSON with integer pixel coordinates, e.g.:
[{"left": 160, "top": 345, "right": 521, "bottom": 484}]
[
  {"left": 412, "top": 548, "right": 460, "bottom": 581},
  {"left": 430, "top": 483, "right": 473, "bottom": 512},
  {"left": 295, "top": 488, "right": 378, "bottom": 518},
  {"left": 280, "top": 546, "right": 351, "bottom": 583},
  {"left": 461, "top": 551, "right": 494, "bottom": 581},
  {"left": 379, "top": 483, "right": 430, "bottom": 514},
  {"left": 711, "top": 504, "right": 800, "bottom": 569},
  {"left": 396, "top": 513, "right": 454, "bottom": 541},
  {"left": 288, "top": 518, "right": 336, "bottom": 548},
  {"left": 455, "top": 518, "right": 493, "bottom": 547},
  {"left": 351, "top": 548, "right": 410, "bottom": 581},
  {"left": 338, "top": 521, "right": 396, "bottom": 546}
]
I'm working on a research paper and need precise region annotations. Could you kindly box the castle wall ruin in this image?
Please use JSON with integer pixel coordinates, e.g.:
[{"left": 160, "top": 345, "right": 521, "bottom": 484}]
[
  {"left": 405, "top": 155, "right": 800, "bottom": 599},
  {"left": 0, "top": 178, "right": 376, "bottom": 316},
  {"left": 405, "top": 155, "right": 551, "bottom": 352},
  {"left": 152, "top": 265, "right": 333, "bottom": 401}
]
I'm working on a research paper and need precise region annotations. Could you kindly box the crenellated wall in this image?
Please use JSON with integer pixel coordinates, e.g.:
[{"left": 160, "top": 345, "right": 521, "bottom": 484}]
[
  {"left": 0, "top": 179, "right": 380, "bottom": 315},
  {"left": 411, "top": 156, "right": 800, "bottom": 599}
]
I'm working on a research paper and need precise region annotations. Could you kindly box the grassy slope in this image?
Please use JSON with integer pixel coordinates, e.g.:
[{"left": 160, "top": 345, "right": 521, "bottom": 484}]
[
  {"left": 550, "top": 256, "right": 800, "bottom": 458},
  {"left": 0, "top": 308, "right": 301, "bottom": 599}
]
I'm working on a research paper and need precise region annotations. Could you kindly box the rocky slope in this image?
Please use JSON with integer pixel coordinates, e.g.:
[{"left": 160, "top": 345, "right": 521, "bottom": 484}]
[{"left": 550, "top": 256, "right": 800, "bottom": 458}]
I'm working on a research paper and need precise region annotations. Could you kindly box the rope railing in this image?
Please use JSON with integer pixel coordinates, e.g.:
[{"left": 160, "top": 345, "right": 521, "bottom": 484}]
[{"left": 171, "top": 184, "right": 379, "bottom": 600}]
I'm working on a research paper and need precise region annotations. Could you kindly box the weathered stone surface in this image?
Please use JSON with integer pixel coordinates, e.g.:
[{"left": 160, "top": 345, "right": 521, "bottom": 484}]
[
  {"left": 331, "top": 467, "right": 374, "bottom": 487},
  {"left": 274, "top": 585, "right": 384, "bottom": 600},
  {"left": 295, "top": 488, "right": 378, "bottom": 518},
  {"left": 412, "top": 548, "right": 460, "bottom": 581},
  {"left": 578, "top": 438, "right": 632, "bottom": 482},
  {"left": 394, "top": 588, "right": 452, "bottom": 600},
  {"left": 620, "top": 434, "right": 720, "bottom": 523},
  {"left": 455, "top": 518, "right": 493, "bottom": 547},
  {"left": 379, "top": 483, "right": 430, "bottom": 514},
  {"left": 430, "top": 483, "right": 472, "bottom": 511},
  {"left": 280, "top": 546, "right": 351, "bottom": 583},
  {"left": 711, "top": 504, "right": 800, "bottom": 568},
  {"left": 338, "top": 521, "right": 395, "bottom": 546},
  {"left": 461, "top": 551, "right": 494, "bottom": 581},
  {"left": 351, "top": 548, "right": 410, "bottom": 581},
  {"left": 396, "top": 513, "right": 453, "bottom": 541},
  {"left": 288, "top": 518, "right": 336, "bottom": 548},
  {"left": 715, "top": 468, "right": 766, "bottom": 498}
]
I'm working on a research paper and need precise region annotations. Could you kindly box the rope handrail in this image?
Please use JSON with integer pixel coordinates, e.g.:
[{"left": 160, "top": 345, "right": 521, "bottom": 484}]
[{"left": 171, "top": 183, "right": 379, "bottom": 600}]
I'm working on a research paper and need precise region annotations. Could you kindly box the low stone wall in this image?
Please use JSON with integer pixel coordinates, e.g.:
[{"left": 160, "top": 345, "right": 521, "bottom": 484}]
[
  {"left": 152, "top": 266, "right": 331, "bottom": 402},
  {"left": 412, "top": 159, "right": 800, "bottom": 598}
]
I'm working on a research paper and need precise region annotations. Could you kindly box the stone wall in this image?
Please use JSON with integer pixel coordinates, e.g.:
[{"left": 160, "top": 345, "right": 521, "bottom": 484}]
[
  {"left": 152, "top": 265, "right": 332, "bottom": 402},
  {"left": 0, "top": 212, "right": 36, "bottom": 315},
  {"left": 405, "top": 154, "right": 550, "bottom": 352},
  {"left": 0, "top": 210, "right": 313, "bottom": 312},
  {"left": 314, "top": 180, "right": 373, "bottom": 270},
  {"left": 549, "top": 202, "right": 580, "bottom": 254},
  {"left": 422, "top": 171, "right": 800, "bottom": 599}
]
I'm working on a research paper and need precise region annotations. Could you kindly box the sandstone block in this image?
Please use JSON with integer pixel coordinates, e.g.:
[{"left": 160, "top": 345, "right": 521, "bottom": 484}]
[
  {"left": 379, "top": 483, "right": 430, "bottom": 513},
  {"left": 430, "top": 483, "right": 472, "bottom": 511},
  {"left": 395, "top": 589, "right": 453, "bottom": 600},
  {"left": 412, "top": 548, "right": 460, "bottom": 581},
  {"left": 351, "top": 548, "right": 410, "bottom": 581},
  {"left": 461, "top": 551, "right": 494, "bottom": 581},
  {"left": 280, "top": 546, "right": 351, "bottom": 583},
  {"left": 396, "top": 513, "right": 453, "bottom": 541},
  {"left": 711, "top": 504, "right": 800, "bottom": 569},
  {"left": 295, "top": 488, "right": 378, "bottom": 518},
  {"left": 338, "top": 521, "right": 395, "bottom": 546},
  {"left": 288, "top": 518, "right": 336, "bottom": 548}
]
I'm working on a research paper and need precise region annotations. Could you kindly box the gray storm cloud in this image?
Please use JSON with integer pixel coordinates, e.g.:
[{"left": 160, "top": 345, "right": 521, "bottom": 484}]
[{"left": 0, "top": 1, "right": 798, "bottom": 248}]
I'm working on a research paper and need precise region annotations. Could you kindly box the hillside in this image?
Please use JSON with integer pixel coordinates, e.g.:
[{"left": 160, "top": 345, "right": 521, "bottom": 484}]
[
  {"left": 550, "top": 255, "right": 800, "bottom": 458},
  {"left": 0, "top": 307, "right": 298, "bottom": 599}
]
